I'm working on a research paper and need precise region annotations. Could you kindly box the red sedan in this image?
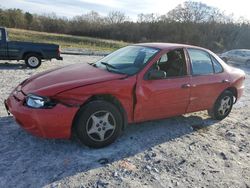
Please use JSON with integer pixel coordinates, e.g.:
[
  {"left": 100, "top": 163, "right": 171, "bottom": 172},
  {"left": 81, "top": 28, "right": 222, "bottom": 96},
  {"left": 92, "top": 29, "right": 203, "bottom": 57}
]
[{"left": 5, "top": 43, "right": 245, "bottom": 148}]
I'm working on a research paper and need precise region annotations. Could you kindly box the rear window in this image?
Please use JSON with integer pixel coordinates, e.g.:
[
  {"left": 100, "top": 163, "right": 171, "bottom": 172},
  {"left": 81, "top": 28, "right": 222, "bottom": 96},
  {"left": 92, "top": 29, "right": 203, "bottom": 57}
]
[
  {"left": 242, "top": 51, "right": 250, "bottom": 56},
  {"left": 229, "top": 50, "right": 238, "bottom": 55},
  {"left": 211, "top": 56, "right": 223, "bottom": 73},
  {"left": 187, "top": 49, "right": 214, "bottom": 75}
]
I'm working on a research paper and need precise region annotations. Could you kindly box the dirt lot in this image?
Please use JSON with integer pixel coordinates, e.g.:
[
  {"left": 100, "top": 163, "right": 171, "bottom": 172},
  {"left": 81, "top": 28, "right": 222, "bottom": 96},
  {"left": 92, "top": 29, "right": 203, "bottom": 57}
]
[{"left": 0, "top": 55, "right": 249, "bottom": 188}]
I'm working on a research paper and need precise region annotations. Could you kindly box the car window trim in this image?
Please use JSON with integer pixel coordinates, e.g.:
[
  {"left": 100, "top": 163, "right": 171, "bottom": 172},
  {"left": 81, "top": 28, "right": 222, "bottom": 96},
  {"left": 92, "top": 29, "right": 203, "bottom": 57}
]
[
  {"left": 209, "top": 54, "right": 224, "bottom": 74},
  {"left": 144, "top": 48, "right": 189, "bottom": 81},
  {"left": 186, "top": 48, "right": 218, "bottom": 76},
  {"left": 209, "top": 50, "right": 226, "bottom": 74},
  {"left": 149, "top": 74, "right": 191, "bottom": 81}
]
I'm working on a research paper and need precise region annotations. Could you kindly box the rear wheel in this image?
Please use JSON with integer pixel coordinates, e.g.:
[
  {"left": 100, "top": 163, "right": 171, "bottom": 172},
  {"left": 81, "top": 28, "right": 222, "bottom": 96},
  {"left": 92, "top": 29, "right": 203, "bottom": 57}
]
[
  {"left": 208, "top": 91, "right": 234, "bottom": 120},
  {"left": 25, "top": 53, "right": 41, "bottom": 68},
  {"left": 74, "top": 100, "right": 123, "bottom": 148}
]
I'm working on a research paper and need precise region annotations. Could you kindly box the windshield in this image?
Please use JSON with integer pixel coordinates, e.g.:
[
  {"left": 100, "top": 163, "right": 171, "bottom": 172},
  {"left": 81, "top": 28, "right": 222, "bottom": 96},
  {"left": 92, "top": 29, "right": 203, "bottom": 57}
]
[{"left": 94, "top": 45, "right": 160, "bottom": 75}]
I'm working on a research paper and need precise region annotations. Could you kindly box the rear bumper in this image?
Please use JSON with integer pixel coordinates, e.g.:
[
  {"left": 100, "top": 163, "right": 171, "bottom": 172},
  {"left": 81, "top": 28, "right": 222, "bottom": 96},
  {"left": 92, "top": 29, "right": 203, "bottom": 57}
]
[
  {"left": 5, "top": 94, "right": 78, "bottom": 139},
  {"left": 237, "top": 85, "right": 244, "bottom": 100}
]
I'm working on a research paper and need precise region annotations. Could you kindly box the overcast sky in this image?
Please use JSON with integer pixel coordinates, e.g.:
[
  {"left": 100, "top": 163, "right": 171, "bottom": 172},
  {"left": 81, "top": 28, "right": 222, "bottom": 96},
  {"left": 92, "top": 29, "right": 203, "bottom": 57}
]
[{"left": 0, "top": 0, "right": 249, "bottom": 20}]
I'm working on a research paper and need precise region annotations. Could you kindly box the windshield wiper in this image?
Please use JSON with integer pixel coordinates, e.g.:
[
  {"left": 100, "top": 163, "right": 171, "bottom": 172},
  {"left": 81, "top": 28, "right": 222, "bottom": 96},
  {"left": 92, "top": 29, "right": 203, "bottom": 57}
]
[
  {"left": 101, "top": 62, "right": 117, "bottom": 69},
  {"left": 100, "top": 62, "right": 127, "bottom": 75},
  {"left": 88, "top": 62, "right": 97, "bottom": 67}
]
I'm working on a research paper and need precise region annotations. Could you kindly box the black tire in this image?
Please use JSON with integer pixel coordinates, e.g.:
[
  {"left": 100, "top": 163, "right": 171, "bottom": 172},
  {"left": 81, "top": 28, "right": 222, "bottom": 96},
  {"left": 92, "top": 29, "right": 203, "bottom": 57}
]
[
  {"left": 208, "top": 90, "right": 234, "bottom": 120},
  {"left": 74, "top": 100, "right": 123, "bottom": 148},
  {"left": 25, "top": 53, "right": 41, "bottom": 68}
]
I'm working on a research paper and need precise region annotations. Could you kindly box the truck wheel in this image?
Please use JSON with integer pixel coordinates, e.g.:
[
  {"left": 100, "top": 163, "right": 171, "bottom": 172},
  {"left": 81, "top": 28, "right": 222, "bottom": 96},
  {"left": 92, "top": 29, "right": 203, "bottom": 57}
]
[
  {"left": 25, "top": 54, "right": 41, "bottom": 68},
  {"left": 74, "top": 100, "right": 123, "bottom": 148},
  {"left": 208, "top": 90, "right": 233, "bottom": 120}
]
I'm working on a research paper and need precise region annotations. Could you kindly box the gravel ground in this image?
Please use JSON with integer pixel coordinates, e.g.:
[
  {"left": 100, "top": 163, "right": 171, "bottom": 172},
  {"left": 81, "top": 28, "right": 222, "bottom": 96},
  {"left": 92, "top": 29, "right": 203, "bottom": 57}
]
[{"left": 0, "top": 56, "right": 249, "bottom": 188}]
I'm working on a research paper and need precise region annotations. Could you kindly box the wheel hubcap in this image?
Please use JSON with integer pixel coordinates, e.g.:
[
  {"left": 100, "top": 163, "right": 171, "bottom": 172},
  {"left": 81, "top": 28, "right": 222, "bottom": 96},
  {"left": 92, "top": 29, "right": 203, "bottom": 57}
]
[
  {"left": 28, "top": 57, "right": 39, "bottom": 67},
  {"left": 218, "top": 96, "right": 232, "bottom": 116},
  {"left": 86, "top": 111, "right": 116, "bottom": 142}
]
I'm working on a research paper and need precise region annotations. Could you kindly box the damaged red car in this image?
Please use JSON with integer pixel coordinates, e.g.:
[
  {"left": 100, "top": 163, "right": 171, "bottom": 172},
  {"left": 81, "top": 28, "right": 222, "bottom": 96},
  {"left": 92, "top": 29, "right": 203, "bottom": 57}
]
[{"left": 5, "top": 43, "right": 245, "bottom": 148}]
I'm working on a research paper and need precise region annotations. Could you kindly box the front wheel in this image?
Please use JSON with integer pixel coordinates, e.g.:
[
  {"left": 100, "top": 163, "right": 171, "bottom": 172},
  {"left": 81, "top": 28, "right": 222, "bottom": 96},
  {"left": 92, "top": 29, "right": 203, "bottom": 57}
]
[
  {"left": 208, "top": 91, "right": 234, "bottom": 120},
  {"left": 74, "top": 101, "right": 123, "bottom": 148},
  {"left": 25, "top": 53, "right": 41, "bottom": 68}
]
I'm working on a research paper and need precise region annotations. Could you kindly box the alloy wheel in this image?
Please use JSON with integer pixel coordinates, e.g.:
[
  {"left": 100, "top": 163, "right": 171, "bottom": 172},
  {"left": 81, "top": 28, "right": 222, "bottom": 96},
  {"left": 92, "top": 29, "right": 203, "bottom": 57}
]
[
  {"left": 86, "top": 110, "right": 116, "bottom": 142},
  {"left": 218, "top": 96, "right": 232, "bottom": 116}
]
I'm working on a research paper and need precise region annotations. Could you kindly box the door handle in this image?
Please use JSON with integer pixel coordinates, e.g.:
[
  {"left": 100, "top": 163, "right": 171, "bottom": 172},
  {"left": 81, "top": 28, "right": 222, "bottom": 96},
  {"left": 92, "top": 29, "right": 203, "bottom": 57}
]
[
  {"left": 182, "top": 84, "right": 191, "bottom": 88},
  {"left": 222, "top": 79, "right": 230, "bottom": 83}
]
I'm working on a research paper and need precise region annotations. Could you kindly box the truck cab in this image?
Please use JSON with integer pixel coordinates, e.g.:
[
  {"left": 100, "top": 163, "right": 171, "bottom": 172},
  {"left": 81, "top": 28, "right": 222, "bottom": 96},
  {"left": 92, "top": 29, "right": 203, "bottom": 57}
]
[
  {"left": 0, "top": 27, "right": 62, "bottom": 68},
  {"left": 0, "top": 27, "right": 8, "bottom": 58}
]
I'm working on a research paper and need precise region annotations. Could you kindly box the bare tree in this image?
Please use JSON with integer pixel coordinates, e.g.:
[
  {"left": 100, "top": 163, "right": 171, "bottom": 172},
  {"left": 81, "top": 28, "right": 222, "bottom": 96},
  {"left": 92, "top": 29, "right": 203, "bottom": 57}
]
[
  {"left": 167, "top": 1, "right": 227, "bottom": 23},
  {"left": 137, "top": 13, "right": 159, "bottom": 23},
  {"left": 25, "top": 12, "right": 33, "bottom": 28},
  {"left": 106, "top": 11, "right": 128, "bottom": 24},
  {"left": 75, "top": 11, "right": 104, "bottom": 24},
  {"left": 1, "top": 2, "right": 250, "bottom": 51}
]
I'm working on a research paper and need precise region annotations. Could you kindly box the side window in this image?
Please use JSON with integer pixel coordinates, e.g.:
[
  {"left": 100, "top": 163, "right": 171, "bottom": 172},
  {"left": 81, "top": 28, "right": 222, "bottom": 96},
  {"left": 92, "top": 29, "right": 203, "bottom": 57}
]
[
  {"left": 236, "top": 51, "right": 243, "bottom": 55},
  {"left": 0, "top": 31, "right": 2, "bottom": 41},
  {"left": 149, "top": 49, "right": 187, "bottom": 79},
  {"left": 230, "top": 50, "right": 236, "bottom": 55},
  {"left": 187, "top": 49, "right": 213, "bottom": 75},
  {"left": 242, "top": 51, "right": 250, "bottom": 57},
  {"left": 211, "top": 56, "right": 223, "bottom": 73},
  {"left": 246, "top": 51, "right": 250, "bottom": 57},
  {"left": 241, "top": 51, "right": 246, "bottom": 56}
]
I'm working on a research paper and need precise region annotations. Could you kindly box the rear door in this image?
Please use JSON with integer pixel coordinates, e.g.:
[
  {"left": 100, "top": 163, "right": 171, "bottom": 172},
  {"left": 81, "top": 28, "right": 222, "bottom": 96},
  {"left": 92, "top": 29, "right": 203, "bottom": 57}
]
[
  {"left": 186, "top": 48, "right": 230, "bottom": 113},
  {"left": 134, "top": 48, "right": 191, "bottom": 122}
]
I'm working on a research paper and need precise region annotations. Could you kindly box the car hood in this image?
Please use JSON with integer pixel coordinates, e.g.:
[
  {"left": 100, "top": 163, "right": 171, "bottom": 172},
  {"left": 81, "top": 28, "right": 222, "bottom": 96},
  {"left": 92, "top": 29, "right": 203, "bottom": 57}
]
[{"left": 21, "top": 63, "right": 127, "bottom": 96}]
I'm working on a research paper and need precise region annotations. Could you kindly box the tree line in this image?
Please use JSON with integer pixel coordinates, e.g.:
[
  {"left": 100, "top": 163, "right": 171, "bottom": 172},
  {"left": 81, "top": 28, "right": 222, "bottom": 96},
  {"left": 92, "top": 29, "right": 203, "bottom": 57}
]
[{"left": 1, "top": 1, "right": 250, "bottom": 52}]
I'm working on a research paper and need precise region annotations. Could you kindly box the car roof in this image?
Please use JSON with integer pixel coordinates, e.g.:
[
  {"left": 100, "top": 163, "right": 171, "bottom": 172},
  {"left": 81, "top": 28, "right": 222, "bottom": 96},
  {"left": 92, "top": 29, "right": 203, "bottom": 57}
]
[
  {"left": 228, "top": 49, "right": 250, "bottom": 52},
  {"left": 133, "top": 42, "right": 208, "bottom": 51}
]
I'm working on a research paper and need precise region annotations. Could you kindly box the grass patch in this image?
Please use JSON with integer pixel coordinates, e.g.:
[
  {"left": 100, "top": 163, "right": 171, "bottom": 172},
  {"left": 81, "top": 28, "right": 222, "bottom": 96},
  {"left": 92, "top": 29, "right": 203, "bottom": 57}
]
[{"left": 7, "top": 28, "right": 128, "bottom": 52}]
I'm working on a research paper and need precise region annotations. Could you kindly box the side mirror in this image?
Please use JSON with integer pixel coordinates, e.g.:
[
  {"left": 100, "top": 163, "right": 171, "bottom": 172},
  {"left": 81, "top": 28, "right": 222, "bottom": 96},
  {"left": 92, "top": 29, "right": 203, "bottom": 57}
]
[{"left": 148, "top": 69, "right": 166, "bottom": 80}]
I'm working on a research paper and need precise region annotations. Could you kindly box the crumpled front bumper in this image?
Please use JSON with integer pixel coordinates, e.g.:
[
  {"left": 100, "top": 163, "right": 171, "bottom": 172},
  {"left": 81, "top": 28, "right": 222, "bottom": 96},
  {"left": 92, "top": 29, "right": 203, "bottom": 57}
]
[{"left": 4, "top": 90, "right": 78, "bottom": 139}]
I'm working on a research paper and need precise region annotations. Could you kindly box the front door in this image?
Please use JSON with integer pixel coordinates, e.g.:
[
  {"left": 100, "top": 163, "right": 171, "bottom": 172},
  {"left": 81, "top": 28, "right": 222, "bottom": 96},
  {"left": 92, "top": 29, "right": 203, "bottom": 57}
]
[{"left": 134, "top": 49, "right": 191, "bottom": 122}]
